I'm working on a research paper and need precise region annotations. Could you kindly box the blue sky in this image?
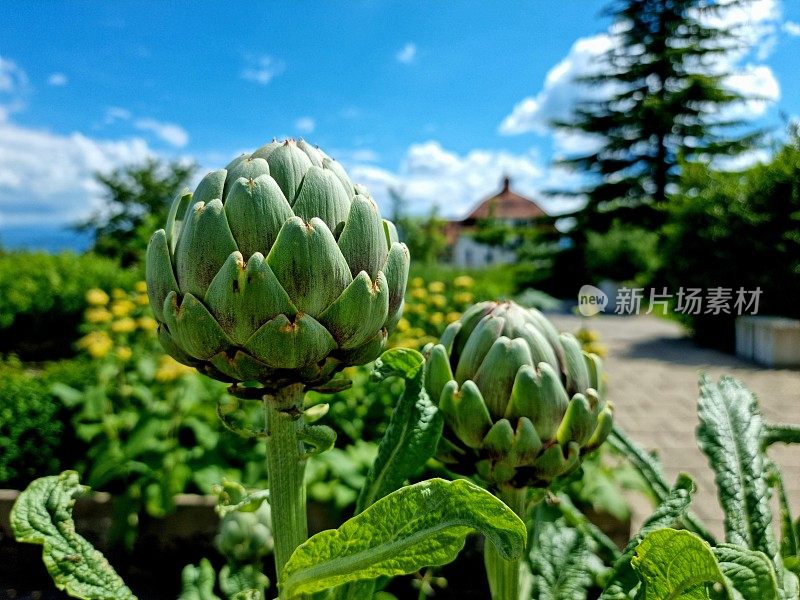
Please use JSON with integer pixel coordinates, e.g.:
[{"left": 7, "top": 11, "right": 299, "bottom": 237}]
[{"left": 1, "top": 1, "right": 799, "bottom": 249}]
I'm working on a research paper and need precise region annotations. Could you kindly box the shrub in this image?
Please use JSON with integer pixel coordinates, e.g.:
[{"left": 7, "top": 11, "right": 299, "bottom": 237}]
[
  {"left": 660, "top": 139, "right": 800, "bottom": 349},
  {"left": 0, "top": 251, "right": 141, "bottom": 359},
  {"left": 0, "top": 356, "right": 94, "bottom": 488},
  {"left": 585, "top": 221, "right": 661, "bottom": 285}
]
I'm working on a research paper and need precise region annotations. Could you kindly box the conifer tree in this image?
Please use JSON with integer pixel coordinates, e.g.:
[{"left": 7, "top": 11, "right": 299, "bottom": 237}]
[{"left": 556, "top": 0, "right": 763, "bottom": 234}]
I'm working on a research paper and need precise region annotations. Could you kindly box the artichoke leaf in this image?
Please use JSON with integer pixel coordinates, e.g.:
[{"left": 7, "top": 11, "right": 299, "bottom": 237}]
[
  {"left": 205, "top": 251, "right": 296, "bottom": 344},
  {"left": 174, "top": 199, "right": 239, "bottom": 299},
  {"left": 319, "top": 271, "right": 389, "bottom": 349},
  {"left": 267, "top": 216, "right": 352, "bottom": 317},
  {"left": 146, "top": 229, "right": 179, "bottom": 322},
  {"left": 224, "top": 175, "right": 294, "bottom": 259},
  {"left": 163, "top": 291, "right": 232, "bottom": 361},
  {"left": 292, "top": 165, "right": 352, "bottom": 235},
  {"left": 472, "top": 337, "right": 533, "bottom": 419},
  {"left": 265, "top": 141, "right": 313, "bottom": 202},
  {"left": 223, "top": 156, "right": 270, "bottom": 199},
  {"left": 337, "top": 195, "right": 389, "bottom": 281},
  {"left": 382, "top": 242, "right": 411, "bottom": 328},
  {"left": 244, "top": 313, "right": 336, "bottom": 370}
]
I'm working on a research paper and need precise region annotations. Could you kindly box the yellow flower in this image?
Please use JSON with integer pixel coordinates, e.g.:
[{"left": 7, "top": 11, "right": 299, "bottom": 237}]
[
  {"left": 116, "top": 347, "right": 133, "bottom": 362},
  {"left": 453, "top": 292, "right": 473, "bottom": 305},
  {"left": 78, "top": 331, "right": 113, "bottom": 358},
  {"left": 135, "top": 293, "right": 150, "bottom": 306},
  {"left": 427, "top": 281, "right": 446, "bottom": 293},
  {"left": 396, "top": 318, "right": 410, "bottom": 333},
  {"left": 86, "top": 308, "right": 112, "bottom": 323},
  {"left": 428, "top": 312, "right": 444, "bottom": 327},
  {"left": 112, "top": 288, "right": 127, "bottom": 300},
  {"left": 111, "top": 300, "right": 136, "bottom": 318},
  {"left": 410, "top": 288, "right": 427, "bottom": 300},
  {"left": 111, "top": 317, "right": 137, "bottom": 334},
  {"left": 138, "top": 316, "right": 158, "bottom": 331},
  {"left": 134, "top": 281, "right": 148, "bottom": 293},
  {"left": 86, "top": 288, "right": 110, "bottom": 306},
  {"left": 429, "top": 294, "right": 447, "bottom": 309},
  {"left": 409, "top": 304, "right": 425, "bottom": 315},
  {"left": 453, "top": 275, "right": 474, "bottom": 289},
  {"left": 155, "top": 355, "right": 194, "bottom": 382},
  {"left": 446, "top": 311, "right": 461, "bottom": 323},
  {"left": 410, "top": 277, "right": 425, "bottom": 289}
]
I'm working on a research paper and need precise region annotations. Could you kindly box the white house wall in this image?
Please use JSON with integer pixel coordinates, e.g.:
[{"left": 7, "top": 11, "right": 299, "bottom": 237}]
[{"left": 451, "top": 235, "right": 517, "bottom": 268}]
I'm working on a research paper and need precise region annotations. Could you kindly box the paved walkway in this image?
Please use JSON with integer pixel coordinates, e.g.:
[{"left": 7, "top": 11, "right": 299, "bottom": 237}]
[{"left": 549, "top": 314, "right": 800, "bottom": 537}]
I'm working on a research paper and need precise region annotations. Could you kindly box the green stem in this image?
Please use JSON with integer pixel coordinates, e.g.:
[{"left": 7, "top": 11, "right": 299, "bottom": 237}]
[
  {"left": 485, "top": 486, "right": 528, "bottom": 600},
  {"left": 264, "top": 383, "right": 308, "bottom": 593}
]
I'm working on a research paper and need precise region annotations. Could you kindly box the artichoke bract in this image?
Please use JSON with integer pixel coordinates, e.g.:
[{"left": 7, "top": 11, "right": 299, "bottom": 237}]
[
  {"left": 424, "top": 300, "right": 613, "bottom": 488},
  {"left": 146, "top": 139, "right": 409, "bottom": 390}
]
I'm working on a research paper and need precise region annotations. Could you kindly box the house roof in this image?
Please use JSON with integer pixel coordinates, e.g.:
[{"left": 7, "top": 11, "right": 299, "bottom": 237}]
[{"left": 462, "top": 176, "right": 547, "bottom": 221}]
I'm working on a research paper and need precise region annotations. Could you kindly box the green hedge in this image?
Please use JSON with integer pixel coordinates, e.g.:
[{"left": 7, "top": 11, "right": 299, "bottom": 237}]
[
  {"left": 0, "top": 251, "right": 141, "bottom": 359},
  {"left": 660, "top": 139, "right": 800, "bottom": 349},
  {"left": 0, "top": 357, "right": 94, "bottom": 488}
]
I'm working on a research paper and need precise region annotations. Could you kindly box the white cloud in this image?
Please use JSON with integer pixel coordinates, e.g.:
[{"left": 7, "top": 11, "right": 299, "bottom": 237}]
[
  {"left": 103, "top": 106, "right": 132, "bottom": 124},
  {"left": 340, "top": 106, "right": 361, "bottom": 120},
  {"left": 47, "top": 72, "right": 68, "bottom": 87},
  {"left": 395, "top": 43, "right": 417, "bottom": 64},
  {"left": 712, "top": 148, "right": 771, "bottom": 171},
  {"left": 241, "top": 55, "right": 285, "bottom": 85},
  {"left": 499, "top": 34, "right": 615, "bottom": 138},
  {"left": 134, "top": 118, "right": 189, "bottom": 147},
  {"left": 0, "top": 119, "right": 154, "bottom": 227},
  {"left": 0, "top": 56, "right": 29, "bottom": 119},
  {"left": 345, "top": 140, "right": 584, "bottom": 219},
  {"left": 784, "top": 21, "right": 800, "bottom": 36},
  {"left": 349, "top": 148, "right": 380, "bottom": 163},
  {"left": 294, "top": 117, "right": 315, "bottom": 134},
  {"left": 0, "top": 56, "right": 28, "bottom": 93},
  {"left": 721, "top": 64, "right": 780, "bottom": 119},
  {"left": 499, "top": 0, "right": 781, "bottom": 155}
]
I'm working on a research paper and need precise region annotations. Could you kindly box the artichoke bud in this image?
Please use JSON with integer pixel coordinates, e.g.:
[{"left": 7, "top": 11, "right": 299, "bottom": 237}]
[
  {"left": 146, "top": 139, "right": 410, "bottom": 391},
  {"left": 424, "top": 300, "right": 614, "bottom": 488}
]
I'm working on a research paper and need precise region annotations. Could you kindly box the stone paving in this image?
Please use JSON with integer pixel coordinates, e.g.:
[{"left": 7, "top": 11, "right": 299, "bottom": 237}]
[{"left": 549, "top": 314, "right": 800, "bottom": 536}]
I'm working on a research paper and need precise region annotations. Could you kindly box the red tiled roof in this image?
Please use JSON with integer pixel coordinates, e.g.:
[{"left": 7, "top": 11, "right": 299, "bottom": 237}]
[{"left": 462, "top": 177, "right": 547, "bottom": 221}]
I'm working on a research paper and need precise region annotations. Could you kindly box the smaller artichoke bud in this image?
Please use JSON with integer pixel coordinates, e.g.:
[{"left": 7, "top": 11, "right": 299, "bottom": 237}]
[
  {"left": 215, "top": 502, "right": 274, "bottom": 564},
  {"left": 424, "top": 300, "right": 613, "bottom": 488}
]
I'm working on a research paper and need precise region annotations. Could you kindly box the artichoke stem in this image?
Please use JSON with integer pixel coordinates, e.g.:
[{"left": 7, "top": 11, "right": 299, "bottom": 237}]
[
  {"left": 263, "top": 383, "right": 308, "bottom": 591},
  {"left": 485, "top": 486, "right": 529, "bottom": 600}
]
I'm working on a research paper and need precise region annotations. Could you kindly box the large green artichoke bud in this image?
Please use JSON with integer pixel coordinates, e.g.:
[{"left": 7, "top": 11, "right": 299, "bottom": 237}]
[
  {"left": 424, "top": 300, "right": 613, "bottom": 488},
  {"left": 146, "top": 139, "right": 409, "bottom": 390}
]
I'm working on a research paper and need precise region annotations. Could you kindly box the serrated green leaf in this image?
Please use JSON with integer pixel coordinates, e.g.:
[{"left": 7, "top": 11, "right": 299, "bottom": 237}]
[
  {"left": 713, "top": 544, "right": 779, "bottom": 600},
  {"left": 762, "top": 424, "right": 800, "bottom": 448},
  {"left": 556, "top": 492, "right": 622, "bottom": 562},
  {"left": 178, "top": 558, "right": 221, "bottom": 600},
  {"left": 609, "top": 425, "right": 715, "bottom": 544},
  {"left": 766, "top": 463, "right": 800, "bottom": 560},
  {"left": 599, "top": 473, "right": 696, "bottom": 600},
  {"left": 632, "top": 529, "right": 731, "bottom": 600},
  {"left": 356, "top": 348, "right": 443, "bottom": 512},
  {"left": 10, "top": 471, "right": 136, "bottom": 600},
  {"left": 697, "top": 375, "right": 778, "bottom": 561},
  {"left": 530, "top": 520, "right": 600, "bottom": 600},
  {"left": 219, "top": 564, "right": 269, "bottom": 599},
  {"left": 280, "top": 478, "right": 526, "bottom": 598}
]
